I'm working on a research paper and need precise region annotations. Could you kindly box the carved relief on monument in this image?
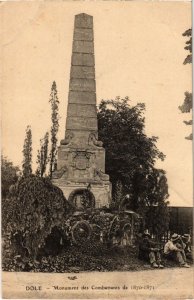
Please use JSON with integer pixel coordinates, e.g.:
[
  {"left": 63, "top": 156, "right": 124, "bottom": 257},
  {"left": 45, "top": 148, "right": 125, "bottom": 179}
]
[
  {"left": 94, "top": 168, "right": 110, "bottom": 181},
  {"left": 52, "top": 166, "right": 68, "bottom": 179},
  {"left": 60, "top": 132, "right": 74, "bottom": 146},
  {"left": 71, "top": 151, "right": 91, "bottom": 170},
  {"left": 88, "top": 132, "right": 103, "bottom": 147}
]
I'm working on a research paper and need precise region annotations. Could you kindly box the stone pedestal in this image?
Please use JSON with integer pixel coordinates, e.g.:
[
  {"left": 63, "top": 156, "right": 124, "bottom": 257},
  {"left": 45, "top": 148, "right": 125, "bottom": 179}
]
[
  {"left": 52, "top": 14, "right": 111, "bottom": 208},
  {"left": 52, "top": 144, "right": 111, "bottom": 208}
]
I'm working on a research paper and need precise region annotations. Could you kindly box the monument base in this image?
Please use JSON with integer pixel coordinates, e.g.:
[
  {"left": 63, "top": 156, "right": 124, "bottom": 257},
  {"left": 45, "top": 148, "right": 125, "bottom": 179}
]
[
  {"left": 52, "top": 144, "right": 112, "bottom": 209},
  {"left": 52, "top": 179, "right": 111, "bottom": 208}
]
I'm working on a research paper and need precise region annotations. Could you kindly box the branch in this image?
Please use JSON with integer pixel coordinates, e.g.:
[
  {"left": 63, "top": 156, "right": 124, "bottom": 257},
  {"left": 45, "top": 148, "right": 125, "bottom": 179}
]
[
  {"left": 183, "top": 120, "right": 193, "bottom": 125},
  {"left": 182, "top": 29, "right": 192, "bottom": 37},
  {"left": 185, "top": 133, "right": 193, "bottom": 140},
  {"left": 183, "top": 54, "right": 192, "bottom": 65}
]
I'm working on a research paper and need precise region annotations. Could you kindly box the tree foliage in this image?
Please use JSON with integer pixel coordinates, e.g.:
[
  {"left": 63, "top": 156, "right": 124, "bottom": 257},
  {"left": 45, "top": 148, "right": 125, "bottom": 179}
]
[
  {"left": 179, "top": 29, "right": 193, "bottom": 140},
  {"left": 49, "top": 81, "right": 59, "bottom": 178},
  {"left": 2, "top": 176, "right": 71, "bottom": 258},
  {"left": 183, "top": 28, "right": 192, "bottom": 65},
  {"left": 97, "top": 97, "right": 169, "bottom": 233},
  {"left": 179, "top": 92, "right": 192, "bottom": 113},
  {"left": 179, "top": 92, "right": 193, "bottom": 140},
  {"left": 145, "top": 203, "right": 170, "bottom": 237},
  {"left": 22, "top": 126, "right": 32, "bottom": 177},
  {"left": 1, "top": 156, "right": 20, "bottom": 199},
  {"left": 36, "top": 132, "right": 49, "bottom": 177}
]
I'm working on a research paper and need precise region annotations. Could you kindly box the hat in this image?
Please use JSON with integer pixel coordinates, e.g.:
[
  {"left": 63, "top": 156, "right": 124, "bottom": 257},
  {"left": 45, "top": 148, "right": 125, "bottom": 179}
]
[
  {"left": 182, "top": 234, "right": 190, "bottom": 240},
  {"left": 143, "top": 232, "right": 151, "bottom": 238},
  {"left": 171, "top": 233, "right": 180, "bottom": 242}
]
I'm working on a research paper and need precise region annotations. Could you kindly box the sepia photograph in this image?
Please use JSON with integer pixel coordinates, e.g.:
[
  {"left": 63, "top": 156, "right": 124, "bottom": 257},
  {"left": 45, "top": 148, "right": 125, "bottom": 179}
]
[{"left": 1, "top": 1, "right": 193, "bottom": 299}]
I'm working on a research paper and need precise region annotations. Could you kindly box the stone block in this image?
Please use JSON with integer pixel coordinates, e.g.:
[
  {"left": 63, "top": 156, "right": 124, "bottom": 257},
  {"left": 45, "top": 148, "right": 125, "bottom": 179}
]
[
  {"left": 94, "top": 149, "right": 105, "bottom": 172},
  {"left": 69, "top": 78, "right": 96, "bottom": 92},
  {"left": 66, "top": 116, "right": 97, "bottom": 131},
  {"left": 72, "top": 53, "right": 94, "bottom": 66},
  {"left": 71, "top": 66, "right": 95, "bottom": 79},
  {"left": 75, "top": 13, "right": 93, "bottom": 29},
  {"left": 73, "top": 40, "right": 94, "bottom": 54},
  {"left": 68, "top": 91, "right": 96, "bottom": 104},
  {"left": 67, "top": 103, "right": 97, "bottom": 117},
  {"left": 58, "top": 150, "right": 68, "bottom": 160},
  {"left": 74, "top": 28, "right": 93, "bottom": 41}
]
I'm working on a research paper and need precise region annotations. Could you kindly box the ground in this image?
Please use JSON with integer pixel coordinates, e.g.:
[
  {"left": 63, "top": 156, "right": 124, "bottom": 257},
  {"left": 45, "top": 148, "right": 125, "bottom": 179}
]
[
  {"left": 2, "top": 267, "right": 194, "bottom": 299},
  {"left": 3, "top": 244, "right": 184, "bottom": 273},
  {"left": 2, "top": 242, "right": 194, "bottom": 299}
]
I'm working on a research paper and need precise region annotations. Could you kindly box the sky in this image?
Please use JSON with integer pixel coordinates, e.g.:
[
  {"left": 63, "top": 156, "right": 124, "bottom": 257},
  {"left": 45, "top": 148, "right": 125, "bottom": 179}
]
[{"left": 1, "top": 1, "right": 193, "bottom": 206}]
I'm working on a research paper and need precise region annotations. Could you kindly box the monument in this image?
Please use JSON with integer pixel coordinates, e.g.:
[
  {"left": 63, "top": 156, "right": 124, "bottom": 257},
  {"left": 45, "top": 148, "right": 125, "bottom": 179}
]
[{"left": 52, "top": 13, "right": 111, "bottom": 209}]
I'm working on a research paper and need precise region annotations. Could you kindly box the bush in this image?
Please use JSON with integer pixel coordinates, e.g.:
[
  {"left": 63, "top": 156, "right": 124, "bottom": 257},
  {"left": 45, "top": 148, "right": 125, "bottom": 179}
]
[{"left": 2, "top": 175, "right": 72, "bottom": 259}]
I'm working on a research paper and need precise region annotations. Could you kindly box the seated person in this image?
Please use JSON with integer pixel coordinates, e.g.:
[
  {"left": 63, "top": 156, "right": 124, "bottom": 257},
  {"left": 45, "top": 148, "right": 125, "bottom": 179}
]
[
  {"left": 164, "top": 233, "right": 190, "bottom": 268},
  {"left": 181, "top": 234, "right": 192, "bottom": 259},
  {"left": 138, "top": 232, "right": 164, "bottom": 268}
]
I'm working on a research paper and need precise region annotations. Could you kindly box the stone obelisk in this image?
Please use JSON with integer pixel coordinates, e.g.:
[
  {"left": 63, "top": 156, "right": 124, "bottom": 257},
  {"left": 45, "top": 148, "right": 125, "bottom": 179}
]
[{"left": 52, "top": 13, "right": 111, "bottom": 208}]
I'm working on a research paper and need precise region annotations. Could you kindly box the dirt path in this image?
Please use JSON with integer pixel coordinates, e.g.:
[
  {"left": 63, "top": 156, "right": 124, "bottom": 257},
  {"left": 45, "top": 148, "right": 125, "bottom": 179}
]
[{"left": 2, "top": 267, "right": 194, "bottom": 299}]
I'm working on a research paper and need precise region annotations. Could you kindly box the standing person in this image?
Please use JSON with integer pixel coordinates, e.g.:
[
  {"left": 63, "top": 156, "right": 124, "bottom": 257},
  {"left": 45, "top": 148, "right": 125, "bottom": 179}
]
[
  {"left": 138, "top": 232, "right": 164, "bottom": 268},
  {"left": 164, "top": 233, "right": 190, "bottom": 267},
  {"left": 119, "top": 194, "right": 131, "bottom": 211}
]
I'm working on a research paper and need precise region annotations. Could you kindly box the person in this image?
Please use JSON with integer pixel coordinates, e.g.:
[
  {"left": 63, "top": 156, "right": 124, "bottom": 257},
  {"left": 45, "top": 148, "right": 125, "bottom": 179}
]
[
  {"left": 119, "top": 194, "right": 131, "bottom": 211},
  {"left": 181, "top": 234, "right": 192, "bottom": 259},
  {"left": 164, "top": 233, "right": 190, "bottom": 268},
  {"left": 138, "top": 232, "right": 164, "bottom": 268}
]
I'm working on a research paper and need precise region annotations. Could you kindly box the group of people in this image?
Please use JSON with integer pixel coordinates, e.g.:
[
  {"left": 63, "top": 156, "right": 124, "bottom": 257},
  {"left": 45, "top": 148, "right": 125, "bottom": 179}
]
[{"left": 138, "top": 232, "right": 192, "bottom": 268}]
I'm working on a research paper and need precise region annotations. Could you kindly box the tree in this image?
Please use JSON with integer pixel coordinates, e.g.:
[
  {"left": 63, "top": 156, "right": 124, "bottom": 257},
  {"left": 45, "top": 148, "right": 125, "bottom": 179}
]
[
  {"left": 22, "top": 126, "right": 32, "bottom": 177},
  {"left": 49, "top": 81, "right": 59, "bottom": 178},
  {"left": 1, "top": 156, "right": 20, "bottom": 199},
  {"left": 179, "top": 29, "right": 192, "bottom": 140},
  {"left": 97, "top": 97, "right": 169, "bottom": 234},
  {"left": 36, "top": 132, "right": 49, "bottom": 177}
]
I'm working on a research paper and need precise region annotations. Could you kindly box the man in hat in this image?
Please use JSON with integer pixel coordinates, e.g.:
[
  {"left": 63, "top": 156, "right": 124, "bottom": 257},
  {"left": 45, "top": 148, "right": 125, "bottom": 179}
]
[
  {"left": 181, "top": 234, "right": 192, "bottom": 259},
  {"left": 164, "top": 233, "right": 190, "bottom": 267},
  {"left": 138, "top": 232, "right": 164, "bottom": 268}
]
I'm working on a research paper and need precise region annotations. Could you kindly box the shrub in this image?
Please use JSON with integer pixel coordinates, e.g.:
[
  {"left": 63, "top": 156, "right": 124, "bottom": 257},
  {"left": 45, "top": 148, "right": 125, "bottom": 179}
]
[{"left": 2, "top": 175, "right": 72, "bottom": 259}]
